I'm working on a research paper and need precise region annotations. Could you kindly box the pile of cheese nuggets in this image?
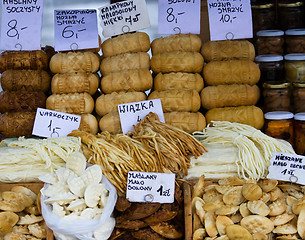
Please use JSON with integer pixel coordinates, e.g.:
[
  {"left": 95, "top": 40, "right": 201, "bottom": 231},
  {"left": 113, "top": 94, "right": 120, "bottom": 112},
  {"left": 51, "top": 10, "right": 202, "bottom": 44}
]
[{"left": 192, "top": 175, "right": 305, "bottom": 240}]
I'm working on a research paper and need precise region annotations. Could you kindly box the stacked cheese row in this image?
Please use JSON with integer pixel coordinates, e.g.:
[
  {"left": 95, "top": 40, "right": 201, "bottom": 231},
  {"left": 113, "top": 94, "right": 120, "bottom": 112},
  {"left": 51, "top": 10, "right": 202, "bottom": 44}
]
[
  {"left": 148, "top": 34, "right": 206, "bottom": 134},
  {"left": 0, "top": 50, "right": 51, "bottom": 137},
  {"left": 46, "top": 50, "right": 100, "bottom": 134},
  {"left": 97, "top": 32, "right": 152, "bottom": 134},
  {"left": 200, "top": 40, "right": 264, "bottom": 129}
]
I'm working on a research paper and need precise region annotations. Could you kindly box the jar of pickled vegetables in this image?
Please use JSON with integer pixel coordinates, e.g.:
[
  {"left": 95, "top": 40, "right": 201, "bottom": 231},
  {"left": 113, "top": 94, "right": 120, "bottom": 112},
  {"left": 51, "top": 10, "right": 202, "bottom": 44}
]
[
  {"left": 262, "top": 82, "right": 291, "bottom": 112},
  {"left": 256, "top": 30, "right": 285, "bottom": 55},
  {"left": 292, "top": 83, "right": 305, "bottom": 113},
  {"left": 294, "top": 113, "right": 305, "bottom": 155},
  {"left": 285, "top": 29, "right": 305, "bottom": 54},
  {"left": 255, "top": 55, "right": 285, "bottom": 83},
  {"left": 252, "top": 3, "right": 276, "bottom": 34},
  {"left": 264, "top": 111, "right": 294, "bottom": 146},
  {"left": 278, "top": 1, "right": 305, "bottom": 30},
  {"left": 284, "top": 53, "right": 305, "bottom": 83}
]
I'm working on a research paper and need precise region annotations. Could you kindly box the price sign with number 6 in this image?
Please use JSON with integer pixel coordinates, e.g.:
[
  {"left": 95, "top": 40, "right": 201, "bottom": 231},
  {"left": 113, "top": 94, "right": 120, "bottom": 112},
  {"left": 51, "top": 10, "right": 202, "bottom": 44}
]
[{"left": 0, "top": 0, "right": 43, "bottom": 50}]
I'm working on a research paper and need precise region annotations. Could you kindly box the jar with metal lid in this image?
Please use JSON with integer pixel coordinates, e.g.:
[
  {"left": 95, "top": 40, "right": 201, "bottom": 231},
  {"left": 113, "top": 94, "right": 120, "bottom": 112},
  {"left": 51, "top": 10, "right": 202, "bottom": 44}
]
[
  {"left": 252, "top": 3, "right": 276, "bottom": 34},
  {"left": 292, "top": 82, "right": 305, "bottom": 113},
  {"left": 256, "top": 30, "right": 285, "bottom": 55},
  {"left": 285, "top": 29, "right": 305, "bottom": 53},
  {"left": 262, "top": 82, "right": 291, "bottom": 112},
  {"left": 294, "top": 112, "right": 305, "bottom": 155},
  {"left": 278, "top": 1, "right": 305, "bottom": 30},
  {"left": 264, "top": 111, "right": 294, "bottom": 146},
  {"left": 284, "top": 53, "right": 305, "bottom": 83},
  {"left": 255, "top": 55, "right": 285, "bottom": 83}
]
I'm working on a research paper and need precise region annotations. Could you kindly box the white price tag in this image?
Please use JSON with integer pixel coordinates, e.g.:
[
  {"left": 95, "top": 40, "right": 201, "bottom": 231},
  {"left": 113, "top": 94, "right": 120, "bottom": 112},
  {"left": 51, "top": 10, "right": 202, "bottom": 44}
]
[
  {"left": 126, "top": 171, "right": 175, "bottom": 203},
  {"left": 0, "top": 0, "right": 43, "bottom": 50},
  {"left": 118, "top": 99, "right": 165, "bottom": 134},
  {"left": 207, "top": 0, "right": 253, "bottom": 41},
  {"left": 99, "top": 0, "right": 150, "bottom": 38},
  {"left": 54, "top": 9, "right": 99, "bottom": 52},
  {"left": 32, "top": 108, "right": 81, "bottom": 138},
  {"left": 158, "top": 0, "right": 201, "bottom": 34},
  {"left": 267, "top": 152, "right": 305, "bottom": 185}
]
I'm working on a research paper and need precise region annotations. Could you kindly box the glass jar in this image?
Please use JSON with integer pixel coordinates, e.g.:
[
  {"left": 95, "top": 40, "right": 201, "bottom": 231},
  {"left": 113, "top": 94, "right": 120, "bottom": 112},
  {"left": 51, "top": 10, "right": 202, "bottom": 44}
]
[
  {"left": 278, "top": 2, "right": 305, "bottom": 30},
  {"left": 255, "top": 55, "right": 285, "bottom": 83},
  {"left": 262, "top": 82, "right": 291, "bottom": 112},
  {"left": 285, "top": 29, "right": 305, "bottom": 53},
  {"left": 252, "top": 3, "right": 276, "bottom": 34},
  {"left": 294, "top": 112, "right": 305, "bottom": 155},
  {"left": 256, "top": 30, "right": 285, "bottom": 55},
  {"left": 292, "top": 83, "right": 305, "bottom": 113},
  {"left": 284, "top": 53, "right": 305, "bottom": 83},
  {"left": 264, "top": 111, "right": 294, "bottom": 146}
]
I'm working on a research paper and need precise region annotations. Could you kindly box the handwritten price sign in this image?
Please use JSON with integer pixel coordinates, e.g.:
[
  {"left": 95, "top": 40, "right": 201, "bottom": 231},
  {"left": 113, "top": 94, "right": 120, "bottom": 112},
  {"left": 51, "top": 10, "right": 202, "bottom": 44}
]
[
  {"left": 0, "top": 0, "right": 43, "bottom": 50},
  {"left": 54, "top": 9, "right": 99, "bottom": 51},
  {"left": 158, "top": 0, "right": 201, "bottom": 34},
  {"left": 207, "top": 0, "right": 253, "bottom": 41}
]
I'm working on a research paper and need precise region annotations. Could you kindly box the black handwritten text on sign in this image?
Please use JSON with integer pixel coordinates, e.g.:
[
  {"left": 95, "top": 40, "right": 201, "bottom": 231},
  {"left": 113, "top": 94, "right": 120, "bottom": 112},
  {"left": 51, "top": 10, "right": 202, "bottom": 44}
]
[
  {"left": 158, "top": 0, "right": 200, "bottom": 35},
  {"left": 54, "top": 9, "right": 99, "bottom": 51},
  {"left": 207, "top": 0, "right": 253, "bottom": 41},
  {"left": 0, "top": 0, "right": 43, "bottom": 50}
]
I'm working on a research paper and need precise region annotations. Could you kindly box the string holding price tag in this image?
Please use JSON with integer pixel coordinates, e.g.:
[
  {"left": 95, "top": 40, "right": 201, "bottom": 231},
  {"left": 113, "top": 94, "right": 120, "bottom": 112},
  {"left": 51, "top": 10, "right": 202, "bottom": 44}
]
[
  {"left": 54, "top": 9, "right": 99, "bottom": 52},
  {"left": 207, "top": 0, "right": 253, "bottom": 41},
  {"left": 0, "top": 0, "right": 43, "bottom": 50},
  {"left": 158, "top": 0, "right": 200, "bottom": 35}
]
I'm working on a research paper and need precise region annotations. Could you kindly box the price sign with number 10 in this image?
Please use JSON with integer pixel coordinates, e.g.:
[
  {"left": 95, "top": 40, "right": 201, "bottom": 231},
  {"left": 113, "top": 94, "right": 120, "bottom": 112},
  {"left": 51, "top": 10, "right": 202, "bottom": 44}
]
[{"left": 0, "top": 0, "right": 43, "bottom": 50}]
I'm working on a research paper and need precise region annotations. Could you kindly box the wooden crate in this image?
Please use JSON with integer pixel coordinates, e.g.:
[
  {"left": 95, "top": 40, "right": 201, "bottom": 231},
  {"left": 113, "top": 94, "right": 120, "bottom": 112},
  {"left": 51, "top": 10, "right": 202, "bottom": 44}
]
[{"left": 0, "top": 182, "right": 54, "bottom": 240}]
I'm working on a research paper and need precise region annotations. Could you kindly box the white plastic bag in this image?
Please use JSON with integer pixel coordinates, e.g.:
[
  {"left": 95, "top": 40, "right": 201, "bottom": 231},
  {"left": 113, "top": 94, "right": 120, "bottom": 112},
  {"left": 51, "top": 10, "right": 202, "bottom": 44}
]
[{"left": 41, "top": 174, "right": 117, "bottom": 239}]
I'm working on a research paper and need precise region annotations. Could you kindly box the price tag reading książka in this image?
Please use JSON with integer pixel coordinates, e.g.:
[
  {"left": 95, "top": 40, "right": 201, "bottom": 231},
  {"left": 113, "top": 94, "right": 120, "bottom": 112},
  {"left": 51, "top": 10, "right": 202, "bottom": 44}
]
[
  {"left": 267, "top": 152, "right": 305, "bottom": 185},
  {"left": 0, "top": 0, "right": 43, "bottom": 50},
  {"left": 32, "top": 108, "right": 81, "bottom": 138},
  {"left": 158, "top": 0, "right": 201, "bottom": 34},
  {"left": 99, "top": 0, "right": 150, "bottom": 37},
  {"left": 118, "top": 99, "right": 165, "bottom": 134},
  {"left": 126, "top": 171, "right": 175, "bottom": 203},
  {"left": 54, "top": 9, "right": 99, "bottom": 51},
  {"left": 207, "top": 0, "right": 253, "bottom": 41}
]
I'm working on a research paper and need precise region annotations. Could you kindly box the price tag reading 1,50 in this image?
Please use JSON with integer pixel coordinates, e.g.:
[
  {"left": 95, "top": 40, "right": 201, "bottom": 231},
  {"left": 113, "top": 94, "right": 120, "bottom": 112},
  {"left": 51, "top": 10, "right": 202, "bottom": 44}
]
[
  {"left": 54, "top": 9, "right": 99, "bottom": 52},
  {"left": 0, "top": 0, "right": 43, "bottom": 50},
  {"left": 126, "top": 171, "right": 175, "bottom": 203}
]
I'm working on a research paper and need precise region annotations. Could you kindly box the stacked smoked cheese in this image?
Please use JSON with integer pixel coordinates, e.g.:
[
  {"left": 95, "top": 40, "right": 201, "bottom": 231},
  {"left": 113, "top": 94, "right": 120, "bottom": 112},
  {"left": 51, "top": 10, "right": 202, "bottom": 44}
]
[
  {"left": 46, "top": 50, "right": 100, "bottom": 134},
  {"left": 0, "top": 50, "right": 50, "bottom": 137},
  {"left": 200, "top": 40, "right": 265, "bottom": 129},
  {"left": 149, "top": 34, "right": 206, "bottom": 133},
  {"left": 97, "top": 32, "right": 152, "bottom": 134}
]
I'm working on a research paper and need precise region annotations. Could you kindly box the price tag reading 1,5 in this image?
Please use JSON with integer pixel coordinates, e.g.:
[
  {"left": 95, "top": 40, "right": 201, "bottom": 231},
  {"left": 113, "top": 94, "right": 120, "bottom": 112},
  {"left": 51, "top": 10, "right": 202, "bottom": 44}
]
[
  {"left": 32, "top": 108, "right": 81, "bottom": 138},
  {"left": 158, "top": 0, "right": 201, "bottom": 35},
  {"left": 267, "top": 152, "right": 305, "bottom": 185},
  {"left": 54, "top": 9, "right": 99, "bottom": 52},
  {"left": 207, "top": 0, "right": 253, "bottom": 41},
  {"left": 0, "top": 0, "right": 43, "bottom": 50},
  {"left": 99, "top": 0, "right": 150, "bottom": 38},
  {"left": 126, "top": 171, "right": 175, "bottom": 203}
]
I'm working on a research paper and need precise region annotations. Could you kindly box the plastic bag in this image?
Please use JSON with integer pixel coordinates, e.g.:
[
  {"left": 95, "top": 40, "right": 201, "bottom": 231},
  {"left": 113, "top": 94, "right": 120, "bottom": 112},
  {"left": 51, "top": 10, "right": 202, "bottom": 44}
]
[{"left": 41, "top": 173, "right": 117, "bottom": 239}]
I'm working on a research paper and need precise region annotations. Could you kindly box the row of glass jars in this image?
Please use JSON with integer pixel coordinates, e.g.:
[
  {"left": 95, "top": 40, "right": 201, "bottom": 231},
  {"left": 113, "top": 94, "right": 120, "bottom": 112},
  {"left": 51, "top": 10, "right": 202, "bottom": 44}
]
[
  {"left": 264, "top": 111, "right": 305, "bottom": 155},
  {"left": 252, "top": 1, "right": 305, "bottom": 33},
  {"left": 255, "top": 29, "right": 305, "bottom": 55},
  {"left": 255, "top": 54, "right": 305, "bottom": 83}
]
